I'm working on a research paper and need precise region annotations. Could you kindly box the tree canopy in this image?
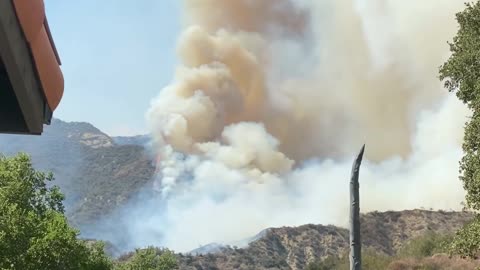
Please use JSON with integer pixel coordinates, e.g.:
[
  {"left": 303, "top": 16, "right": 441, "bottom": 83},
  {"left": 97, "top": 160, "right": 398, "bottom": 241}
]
[
  {"left": 0, "top": 153, "right": 179, "bottom": 269},
  {"left": 0, "top": 153, "right": 112, "bottom": 270},
  {"left": 117, "top": 247, "right": 178, "bottom": 270},
  {"left": 440, "top": 0, "right": 480, "bottom": 258}
]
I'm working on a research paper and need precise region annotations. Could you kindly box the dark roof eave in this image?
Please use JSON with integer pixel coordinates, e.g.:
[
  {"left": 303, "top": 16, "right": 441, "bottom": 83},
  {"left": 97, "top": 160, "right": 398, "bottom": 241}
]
[{"left": 43, "top": 19, "right": 61, "bottom": 65}]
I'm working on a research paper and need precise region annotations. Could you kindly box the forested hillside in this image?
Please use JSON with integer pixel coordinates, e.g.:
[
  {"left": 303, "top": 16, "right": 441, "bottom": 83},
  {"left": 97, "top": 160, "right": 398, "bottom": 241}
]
[{"left": 0, "top": 119, "right": 155, "bottom": 228}]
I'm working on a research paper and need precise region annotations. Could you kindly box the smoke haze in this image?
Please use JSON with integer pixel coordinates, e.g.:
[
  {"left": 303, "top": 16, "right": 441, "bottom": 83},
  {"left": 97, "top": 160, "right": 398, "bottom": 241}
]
[{"left": 99, "top": 0, "right": 472, "bottom": 253}]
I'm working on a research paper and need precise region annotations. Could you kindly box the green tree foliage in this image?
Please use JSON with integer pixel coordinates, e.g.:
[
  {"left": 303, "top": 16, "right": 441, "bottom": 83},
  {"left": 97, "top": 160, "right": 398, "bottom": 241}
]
[
  {"left": 117, "top": 247, "right": 178, "bottom": 270},
  {"left": 449, "top": 216, "right": 480, "bottom": 258},
  {"left": 306, "top": 255, "right": 347, "bottom": 270},
  {"left": 0, "top": 153, "right": 112, "bottom": 270},
  {"left": 398, "top": 232, "right": 451, "bottom": 258},
  {"left": 439, "top": 0, "right": 480, "bottom": 258}
]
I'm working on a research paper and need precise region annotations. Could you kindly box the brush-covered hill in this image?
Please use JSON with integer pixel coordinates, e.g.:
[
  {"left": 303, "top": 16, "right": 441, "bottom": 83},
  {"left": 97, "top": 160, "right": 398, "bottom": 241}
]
[
  {"left": 0, "top": 119, "right": 155, "bottom": 227},
  {"left": 112, "top": 134, "right": 150, "bottom": 146},
  {"left": 171, "top": 210, "right": 474, "bottom": 270}
]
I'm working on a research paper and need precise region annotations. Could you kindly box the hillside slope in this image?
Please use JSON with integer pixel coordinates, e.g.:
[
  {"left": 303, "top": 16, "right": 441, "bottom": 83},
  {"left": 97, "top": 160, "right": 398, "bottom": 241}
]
[
  {"left": 176, "top": 210, "right": 473, "bottom": 270},
  {"left": 112, "top": 134, "right": 150, "bottom": 146},
  {"left": 0, "top": 119, "right": 155, "bottom": 227}
]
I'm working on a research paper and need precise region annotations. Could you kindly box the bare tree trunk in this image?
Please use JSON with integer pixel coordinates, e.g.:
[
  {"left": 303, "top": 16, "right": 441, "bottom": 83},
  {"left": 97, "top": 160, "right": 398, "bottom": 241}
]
[{"left": 350, "top": 145, "right": 365, "bottom": 270}]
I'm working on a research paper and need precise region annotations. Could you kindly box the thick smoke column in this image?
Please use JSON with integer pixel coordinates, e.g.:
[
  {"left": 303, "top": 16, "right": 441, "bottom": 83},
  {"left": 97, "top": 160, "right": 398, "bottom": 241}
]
[
  {"left": 148, "top": 0, "right": 466, "bottom": 162},
  {"left": 129, "top": 0, "right": 471, "bottom": 252}
]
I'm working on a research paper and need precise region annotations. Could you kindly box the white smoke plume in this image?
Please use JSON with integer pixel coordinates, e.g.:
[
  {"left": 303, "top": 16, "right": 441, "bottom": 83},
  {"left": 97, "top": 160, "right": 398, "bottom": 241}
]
[{"left": 107, "top": 0, "right": 472, "bottom": 253}]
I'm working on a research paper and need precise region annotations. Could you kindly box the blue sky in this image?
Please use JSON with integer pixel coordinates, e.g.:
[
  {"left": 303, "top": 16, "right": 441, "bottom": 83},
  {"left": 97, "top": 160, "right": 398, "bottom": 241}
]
[{"left": 44, "top": 0, "right": 181, "bottom": 136}]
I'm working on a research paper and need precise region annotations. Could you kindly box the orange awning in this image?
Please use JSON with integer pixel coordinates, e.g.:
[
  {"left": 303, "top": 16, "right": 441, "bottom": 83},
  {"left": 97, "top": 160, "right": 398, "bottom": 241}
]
[{"left": 12, "top": 0, "right": 64, "bottom": 111}]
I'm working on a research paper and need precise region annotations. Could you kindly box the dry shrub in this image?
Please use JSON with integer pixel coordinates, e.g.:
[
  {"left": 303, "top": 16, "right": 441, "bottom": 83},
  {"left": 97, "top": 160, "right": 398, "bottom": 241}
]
[{"left": 388, "top": 254, "right": 480, "bottom": 270}]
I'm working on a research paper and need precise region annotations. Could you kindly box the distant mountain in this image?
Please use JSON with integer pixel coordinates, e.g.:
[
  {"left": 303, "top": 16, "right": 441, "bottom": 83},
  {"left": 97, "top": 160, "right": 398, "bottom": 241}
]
[
  {"left": 189, "top": 229, "right": 268, "bottom": 256},
  {"left": 190, "top": 243, "right": 226, "bottom": 256},
  {"left": 0, "top": 119, "right": 155, "bottom": 227},
  {"left": 176, "top": 210, "right": 474, "bottom": 270},
  {"left": 112, "top": 135, "right": 151, "bottom": 146}
]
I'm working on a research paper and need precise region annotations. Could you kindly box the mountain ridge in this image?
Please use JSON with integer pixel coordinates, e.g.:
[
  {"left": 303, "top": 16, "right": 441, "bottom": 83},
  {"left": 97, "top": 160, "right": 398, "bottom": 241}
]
[
  {"left": 175, "top": 209, "right": 474, "bottom": 270},
  {"left": 0, "top": 118, "right": 155, "bottom": 227}
]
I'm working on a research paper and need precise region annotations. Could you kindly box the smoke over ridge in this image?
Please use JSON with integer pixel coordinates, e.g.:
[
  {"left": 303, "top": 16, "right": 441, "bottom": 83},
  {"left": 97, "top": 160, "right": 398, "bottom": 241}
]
[{"left": 100, "top": 0, "right": 471, "bottom": 253}]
